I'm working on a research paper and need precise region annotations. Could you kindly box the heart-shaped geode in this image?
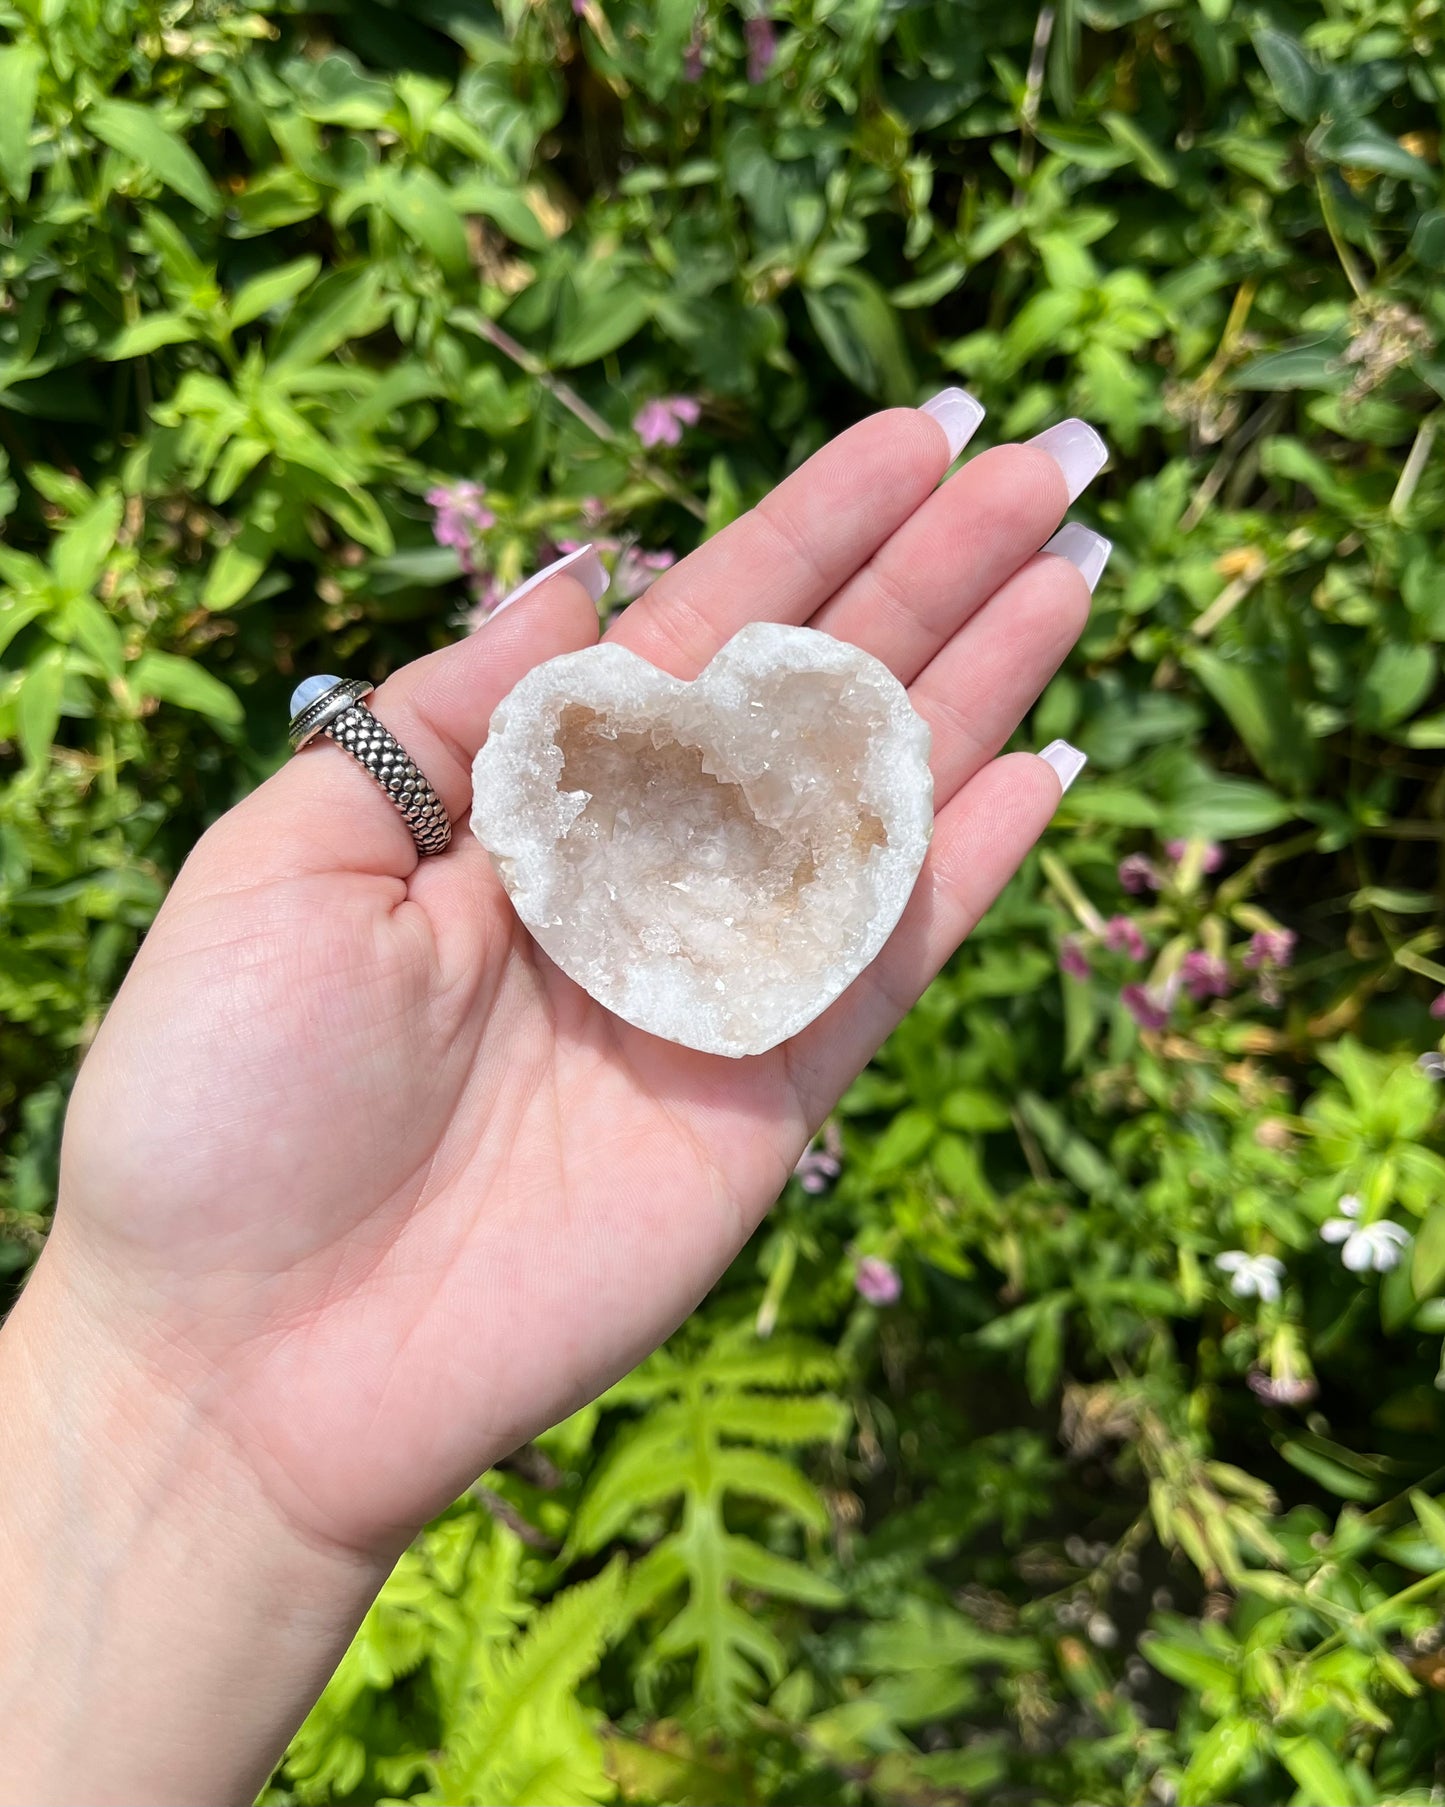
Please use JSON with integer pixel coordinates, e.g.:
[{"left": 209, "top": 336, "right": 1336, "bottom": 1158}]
[{"left": 470, "top": 622, "right": 932, "bottom": 1057}]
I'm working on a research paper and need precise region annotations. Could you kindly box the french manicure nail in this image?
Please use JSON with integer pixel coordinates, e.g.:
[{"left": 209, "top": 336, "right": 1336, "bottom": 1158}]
[
  {"left": 490, "top": 543, "right": 610, "bottom": 619},
  {"left": 919, "top": 386, "right": 985, "bottom": 461},
  {"left": 1042, "top": 523, "right": 1112, "bottom": 593},
  {"left": 1039, "top": 738, "right": 1087, "bottom": 795},
  {"left": 1029, "top": 418, "right": 1108, "bottom": 504}
]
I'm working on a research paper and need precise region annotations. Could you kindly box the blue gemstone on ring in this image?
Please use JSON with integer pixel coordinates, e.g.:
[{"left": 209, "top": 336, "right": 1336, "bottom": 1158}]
[{"left": 290, "top": 674, "right": 342, "bottom": 717}]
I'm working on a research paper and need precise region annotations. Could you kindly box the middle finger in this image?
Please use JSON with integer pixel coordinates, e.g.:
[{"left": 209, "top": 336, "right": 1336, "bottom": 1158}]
[{"left": 808, "top": 419, "right": 1107, "bottom": 684}]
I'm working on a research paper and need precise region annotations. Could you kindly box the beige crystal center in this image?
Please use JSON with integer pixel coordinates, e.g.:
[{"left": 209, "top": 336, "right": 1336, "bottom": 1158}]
[{"left": 470, "top": 623, "right": 933, "bottom": 1058}]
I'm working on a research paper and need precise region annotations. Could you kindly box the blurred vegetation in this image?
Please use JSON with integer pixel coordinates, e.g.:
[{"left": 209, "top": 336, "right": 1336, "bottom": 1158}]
[{"left": 4, "top": 0, "right": 1445, "bottom": 1801}]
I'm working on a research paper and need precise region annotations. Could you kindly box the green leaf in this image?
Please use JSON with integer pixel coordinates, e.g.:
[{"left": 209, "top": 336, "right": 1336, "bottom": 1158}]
[
  {"left": 803, "top": 271, "right": 915, "bottom": 405},
  {"left": 1360, "top": 642, "right": 1437, "bottom": 730},
  {"left": 62, "top": 597, "right": 124, "bottom": 677},
  {"left": 270, "top": 265, "right": 386, "bottom": 374},
  {"left": 449, "top": 180, "right": 551, "bottom": 250},
  {"left": 0, "top": 44, "right": 41, "bottom": 199},
  {"left": 1315, "top": 117, "right": 1433, "bottom": 184},
  {"left": 1413, "top": 1207, "right": 1445, "bottom": 1300},
  {"left": 377, "top": 169, "right": 471, "bottom": 280},
  {"left": 1180, "top": 1715, "right": 1261, "bottom": 1807},
  {"left": 103, "top": 313, "right": 199, "bottom": 360},
  {"left": 1142, "top": 1633, "right": 1237, "bottom": 1697},
  {"left": 870, "top": 1107, "right": 936, "bottom": 1173},
  {"left": 1100, "top": 111, "right": 1177, "bottom": 187},
  {"left": 0, "top": 594, "right": 46, "bottom": 660},
  {"left": 52, "top": 493, "right": 123, "bottom": 596},
  {"left": 551, "top": 284, "right": 653, "bottom": 369},
  {"left": 939, "top": 1088, "right": 1012, "bottom": 1132},
  {"left": 129, "top": 650, "right": 243, "bottom": 726},
  {"left": 1411, "top": 1489, "right": 1445, "bottom": 1555},
  {"left": 1278, "top": 1437, "right": 1380, "bottom": 1502},
  {"left": 1187, "top": 648, "right": 1317, "bottom": 793},
  {"left": 723, "top": 1535, "right": 843, "bottom": 1609},
  {"left": 1017, "top": 1091, "right": 1119, "bottom": 1199},
  {"left": 1410, "top": 210, "right": 1445, "bottom": 271},
  {"left": 1231, "top": 335, "right": 1347, "bottom": 393},
  {"left": 1250, "top": 27, "right": 1320, "bottom": 122},
  {"left": 1025, "top": 1302, "right": 1065, "bottom": 1405},
  {"left": 1276, "top": 1735, "right": 1355, "bottom": 1807},
  {"left": 89, "top": 99, "right": 220, "bottom": 216},
  {"left": 17, "top": 646, "right": 66, "bottom": 766},
  {"left": 229, "top": 257, "right": 321, "bottom": 330}
]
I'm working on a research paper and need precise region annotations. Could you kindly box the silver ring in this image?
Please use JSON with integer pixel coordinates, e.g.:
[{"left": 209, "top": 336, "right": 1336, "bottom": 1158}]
[{"left": 288, "top": 675, "right": 453, "bottom": 857}]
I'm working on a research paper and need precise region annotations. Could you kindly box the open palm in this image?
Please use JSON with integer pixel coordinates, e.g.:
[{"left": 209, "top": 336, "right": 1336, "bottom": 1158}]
[{"left": 52, "top": 404, "right": 1097, "bottom": 1560}]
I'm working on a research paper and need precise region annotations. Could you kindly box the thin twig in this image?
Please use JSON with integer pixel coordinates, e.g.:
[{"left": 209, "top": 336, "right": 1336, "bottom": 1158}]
[
  {"left": 1390, "top": 410, "right": 1438, "bottom": 523},
  {"left": 457, "top": 311, "right": 708, "bottom": 522},
  {"left": 1178, "top": 393, "right": 1281, "bottom": 536},
  {"left": 1012, "top": 5, "right": 1056, "bottom": 205}
]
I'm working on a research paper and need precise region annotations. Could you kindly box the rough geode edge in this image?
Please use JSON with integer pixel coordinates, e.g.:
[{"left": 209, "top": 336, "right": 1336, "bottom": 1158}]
[{"left": 470, "top": 622, "right": 933, "bottom": 1058}]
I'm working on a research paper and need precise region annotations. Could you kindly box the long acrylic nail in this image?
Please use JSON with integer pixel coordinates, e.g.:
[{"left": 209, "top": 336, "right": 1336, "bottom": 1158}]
[
  {"left": 919, "top": 387, "right": 985, "bottom": 461},
  {"left": 1042, "top": 523, "right": 1112, "bottom": 593},
  {"left": 1029, "top": 419, "right": 1108, "bottom": 504},
  {"left": 490, "top": 543, "right": 610, "bottom": 619},
  {"left": 1039, "top": 738, "right": 1087, "bottom": 795}
]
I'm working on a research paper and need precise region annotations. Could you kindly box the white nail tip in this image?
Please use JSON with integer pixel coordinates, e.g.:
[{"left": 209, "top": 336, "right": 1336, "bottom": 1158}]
[
  {"left": 491, "top": 544, "right": 610, "bottom": 617},
  {"left": 1042, "top": 523, "right": 1113, "bottom": 593},
  {"left": 1039, "top": 738, "right": 1087, "bottom": 795},
  {"left": 919, "top": 387, "right": 985, "bottom": 461},
  {"left": 1029, "top": 418, "right": 1109, "bottom": 504}
]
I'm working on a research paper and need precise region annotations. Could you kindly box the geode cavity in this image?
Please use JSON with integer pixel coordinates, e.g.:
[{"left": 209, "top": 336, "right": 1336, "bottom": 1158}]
[{"left": 470, "top": 623, "right": 932, "bottom": 1057}]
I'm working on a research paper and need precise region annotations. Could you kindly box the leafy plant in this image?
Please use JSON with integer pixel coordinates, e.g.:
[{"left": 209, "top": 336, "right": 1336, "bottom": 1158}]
[{"left": 5, "top": 0, "right": 1445, "bottom": 1802}]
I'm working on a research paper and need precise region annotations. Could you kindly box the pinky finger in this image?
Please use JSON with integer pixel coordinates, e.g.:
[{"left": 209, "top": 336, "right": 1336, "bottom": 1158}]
[{"left": 784, "top": 751, "right": 1075, "bottom": 1121}]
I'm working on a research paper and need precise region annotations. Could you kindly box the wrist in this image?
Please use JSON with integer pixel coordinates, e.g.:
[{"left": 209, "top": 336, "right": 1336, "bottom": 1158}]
[{"left": 0, "top": 1244, "right": 388, "bottom": 1806}]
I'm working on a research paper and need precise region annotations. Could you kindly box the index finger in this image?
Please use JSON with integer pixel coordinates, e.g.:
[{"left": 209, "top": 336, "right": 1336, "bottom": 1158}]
[{"left": 605, "top": 390, "right": 983, "bottom": 678}]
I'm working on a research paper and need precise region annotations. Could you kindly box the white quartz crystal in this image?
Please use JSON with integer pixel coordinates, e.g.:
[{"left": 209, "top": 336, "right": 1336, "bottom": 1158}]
[{"left": 470, "top": 622, "right": 933, "bottom": 1058}]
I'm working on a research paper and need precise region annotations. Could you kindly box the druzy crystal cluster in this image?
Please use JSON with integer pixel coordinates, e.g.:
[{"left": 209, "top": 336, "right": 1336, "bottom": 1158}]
[{"left": 471, "top": 624, "right": 933, "bottom": 1057}]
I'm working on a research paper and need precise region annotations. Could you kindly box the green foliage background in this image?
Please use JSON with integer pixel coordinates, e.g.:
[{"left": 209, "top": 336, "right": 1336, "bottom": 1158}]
[{"left": 4, "top": 0, "right": 1445, "bottom": 1800}]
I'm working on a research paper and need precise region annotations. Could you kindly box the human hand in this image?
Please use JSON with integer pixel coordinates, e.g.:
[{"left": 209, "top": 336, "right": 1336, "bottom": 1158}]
[{"left": 2, "top": 396, "right": 1105, "bottom": 1802}]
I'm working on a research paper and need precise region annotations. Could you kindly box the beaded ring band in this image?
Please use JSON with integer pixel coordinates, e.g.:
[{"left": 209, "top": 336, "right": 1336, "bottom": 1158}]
[{"left": 287, "top": 676, "right": 453, "bottom": 858}]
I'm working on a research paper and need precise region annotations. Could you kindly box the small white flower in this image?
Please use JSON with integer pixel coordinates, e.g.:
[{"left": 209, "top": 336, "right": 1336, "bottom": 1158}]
[
  {"left": 1321, "top": 1197, "right": 1412, "bottom": 1273},
  {"left": 1215, "top": 1250, "right": 1285, "bottom": 1303}
]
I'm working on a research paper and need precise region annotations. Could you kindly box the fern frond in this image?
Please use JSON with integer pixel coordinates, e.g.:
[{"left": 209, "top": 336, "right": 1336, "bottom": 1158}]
[
  {"left": 435, "top": 1558, "right": 624, "bottom": 1804},
  {"left": 570, "top": 1405, "right": 693, "bottom": 1554},
  {"left": 709, "top": 1391, "right": 851, "bottom": 1447},
  {"left": 710, "top": 1446, "right": 832, "bottom": 1530},
  {"left": 722, "top": 1533, "right": 845, "bottom": 1608}
]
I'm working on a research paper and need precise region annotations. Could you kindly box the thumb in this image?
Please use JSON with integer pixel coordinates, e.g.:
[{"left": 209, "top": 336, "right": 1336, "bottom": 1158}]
[{"left": 200, "top": 550, "right": 606, "bottom": 884}]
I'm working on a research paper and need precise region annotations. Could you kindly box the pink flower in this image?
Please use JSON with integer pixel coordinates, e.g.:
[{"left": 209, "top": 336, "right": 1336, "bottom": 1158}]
[
  {"left": 745, "top": 14, "right": 776, "bottom": 81},
  {"left": 580, "top": 495, "right": 607, "bottom": 527},
  {"left": 633, "top": 396, "right": 701, "bottom": 448},
  {"left": 1431, "top": 992, "right": 1445, "bottom": 1020},
  {"left": 1244, "top": 929, "right": 1296, "bottom": 971},
  {"left": 1247, "top": 1369, "right": 1316, "bottom": 1408},
  {"left": 1103, "top": 916, "right": 1148, "bottom": 962},
  {"left": 1166, "top": 838, "right": 1224, "bottom": 873},
  {"left": 1118, "top": 854, "right": 1160, "bottom": 894},
  {"left": 855, "top": 1256, "right": 901, "bottom": 1306},
  {"left": 1122, "top": 983, "right": 1173, "bottom": 1032},
  {"left": 426, "top": 482, "right": 495, "bottom": 576},
  {"left": 1181, "top": 950, "right": 1231, "bottom": 1001},
  {"left": 611, "top": 544, "right": 676, "bottom": 604},
  {"left": 794, "top": 1148, "right": 841, "bottom": 1194},
  {"left": 1059, "top": 937, "right": 1090, "bottom": 980},
  {"left": 795, "top": 1122, "right": 843, "bottom": 1195}
]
